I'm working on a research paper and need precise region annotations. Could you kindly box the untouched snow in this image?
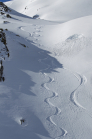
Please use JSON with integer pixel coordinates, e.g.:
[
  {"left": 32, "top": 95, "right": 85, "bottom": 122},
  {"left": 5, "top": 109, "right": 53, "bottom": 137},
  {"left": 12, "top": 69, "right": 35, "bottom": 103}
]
[
  {"left": 1, "top": 1, "right": 92, "bottom": 139},
  {"left": 5, "top": 0, "right": 92, "bottom": 22}
]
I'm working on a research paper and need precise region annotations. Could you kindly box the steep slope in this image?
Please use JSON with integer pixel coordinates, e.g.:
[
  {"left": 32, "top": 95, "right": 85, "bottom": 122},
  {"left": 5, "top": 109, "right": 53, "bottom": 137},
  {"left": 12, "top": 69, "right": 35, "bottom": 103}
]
[
  {"left": 5, "top": 0, "right": 92, "bottom": 22},
  {"left": 1, "top": 1, "right": 92, "bottom": 139}
]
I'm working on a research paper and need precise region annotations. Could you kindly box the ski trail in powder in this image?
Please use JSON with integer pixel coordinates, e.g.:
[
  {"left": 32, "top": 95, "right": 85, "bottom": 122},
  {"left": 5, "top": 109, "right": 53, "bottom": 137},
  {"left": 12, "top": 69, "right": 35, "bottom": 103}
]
[
  {"left": 44, "top": 73, "right": 68, "bottom": 138},
  {"left": 19, "top": 26, "right": 33, "bottom": 39},
  {"left": 39, "top": 51, "right": 68, "bottom": 138},
  {"left": 63, "top": 68, "right": 87, "bottom": 110},
  {"left": 19, "top": 25, "right": 68, "bottom": 138}
]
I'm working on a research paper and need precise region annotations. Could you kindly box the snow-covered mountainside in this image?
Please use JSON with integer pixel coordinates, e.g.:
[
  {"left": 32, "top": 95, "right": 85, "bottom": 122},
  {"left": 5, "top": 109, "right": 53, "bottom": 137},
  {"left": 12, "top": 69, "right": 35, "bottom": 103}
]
[
  {"left": 1, "top": 0, "right": 92, "bottom": 139},
  {"left": 5, "top": 0, "right": 92, "bottom": 22}
]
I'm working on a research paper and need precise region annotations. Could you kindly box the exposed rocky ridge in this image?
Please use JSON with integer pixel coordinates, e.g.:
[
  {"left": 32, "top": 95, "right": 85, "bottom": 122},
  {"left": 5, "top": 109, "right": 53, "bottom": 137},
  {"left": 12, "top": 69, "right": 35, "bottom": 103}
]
[{"left": 0, "top": 2, "right": 11, "bottom": 13}]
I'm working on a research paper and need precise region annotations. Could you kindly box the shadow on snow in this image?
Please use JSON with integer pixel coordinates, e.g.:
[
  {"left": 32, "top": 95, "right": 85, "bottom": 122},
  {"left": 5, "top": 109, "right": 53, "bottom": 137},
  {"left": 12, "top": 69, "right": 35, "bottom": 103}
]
[{"left": 1, "top": 31, "right": 63, "bottom": 139}]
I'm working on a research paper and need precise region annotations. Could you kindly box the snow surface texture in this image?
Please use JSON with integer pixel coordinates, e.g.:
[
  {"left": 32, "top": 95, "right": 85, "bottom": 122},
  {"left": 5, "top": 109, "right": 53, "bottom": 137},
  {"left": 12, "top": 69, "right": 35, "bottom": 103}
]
[{"left": 1, "top": 0, "right": 92, "bottom": 139}]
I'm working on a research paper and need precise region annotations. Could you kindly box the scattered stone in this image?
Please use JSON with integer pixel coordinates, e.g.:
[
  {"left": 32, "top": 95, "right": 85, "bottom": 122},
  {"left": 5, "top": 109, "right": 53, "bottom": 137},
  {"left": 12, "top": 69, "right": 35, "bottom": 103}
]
[
  {"left": 6, "top": 14, "right": 11, "bottom": 18},
  {"left": 20, "top": 119, "right": 25, "bottom": 125},
  {"left": 20, "top": 43, "right": 26, "bottom": 47}
]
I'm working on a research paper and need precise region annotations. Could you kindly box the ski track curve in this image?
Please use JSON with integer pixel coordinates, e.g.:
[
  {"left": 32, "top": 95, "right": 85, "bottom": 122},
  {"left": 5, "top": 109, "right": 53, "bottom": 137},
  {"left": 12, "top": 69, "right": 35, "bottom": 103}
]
[
  {"left": 34, "top": 25, "right": 68, "bottom": 138},
  {"left": 39, "top": 52, "right": 68, "bottom": 138},
  {"left": 19, "top": 26, "right": 33, "bottom": 39},
  {"left": 63, "top": 67, "right": 87, "bottom": 110},
  {"left": 19, "top": 25, "right": 68, "bottom": 138}
]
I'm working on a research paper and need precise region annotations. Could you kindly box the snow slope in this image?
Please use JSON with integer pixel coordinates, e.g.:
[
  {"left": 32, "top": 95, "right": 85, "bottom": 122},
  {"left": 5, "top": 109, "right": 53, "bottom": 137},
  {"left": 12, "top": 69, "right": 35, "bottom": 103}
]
[
  {"left": 1, "top": 1, "right": 92, "bottom": 139},
  {"left": 5, "top": 0, "right": 92, "bottom": 22}
]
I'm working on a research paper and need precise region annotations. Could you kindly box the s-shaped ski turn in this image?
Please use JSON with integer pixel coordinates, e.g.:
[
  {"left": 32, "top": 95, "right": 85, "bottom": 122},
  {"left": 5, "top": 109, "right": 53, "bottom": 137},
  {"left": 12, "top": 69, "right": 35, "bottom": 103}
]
[
  {"left": 39, "top": 51, "right": 68, "bottom": 138},
  {"left": 63, "top": 68, "right": 87, "bottom": 110},
  {"left": 43, "top": 72, "right": 68, "bottom": 138},
  {"left": 19, "top": 25, "right": 68, "bottom": 138}
]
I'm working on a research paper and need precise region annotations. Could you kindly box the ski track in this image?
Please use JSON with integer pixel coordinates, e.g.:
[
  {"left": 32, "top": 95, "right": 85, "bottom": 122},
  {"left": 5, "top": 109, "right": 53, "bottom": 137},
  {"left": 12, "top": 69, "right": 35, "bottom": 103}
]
[
  {"left": 39, "top": 53, "right": 67, "bottom": 137},
  {"left": 34, "top": 26, "right": 68, "bottom": 138},
  {"left": 19, "top": 26, "right": 33, "bottom": 39},
  {"left": 63, "top": 67, "right": 87, "bottom": 110},
  {"left": 19, "top": 25, "right": 68, "bottom": 138},
  {"left": 19, "top": 24, "right": 88, "bottom": 137}
]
